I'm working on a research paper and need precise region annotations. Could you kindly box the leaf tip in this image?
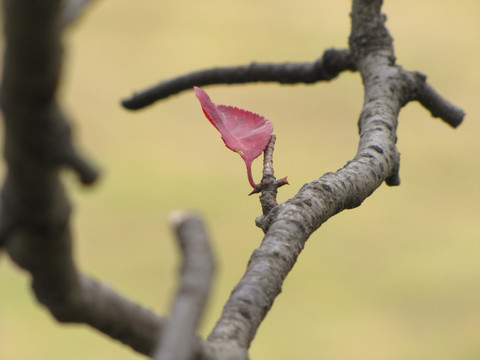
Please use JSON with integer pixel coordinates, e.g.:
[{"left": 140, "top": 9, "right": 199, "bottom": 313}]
[{"left": 193, "top": 86, "right": 206, "bottom": 100}]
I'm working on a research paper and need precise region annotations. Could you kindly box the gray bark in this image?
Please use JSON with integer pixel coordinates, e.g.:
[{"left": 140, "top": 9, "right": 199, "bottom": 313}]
[{"left": 0, "top": 0, "right": 463, "bottom": 359}]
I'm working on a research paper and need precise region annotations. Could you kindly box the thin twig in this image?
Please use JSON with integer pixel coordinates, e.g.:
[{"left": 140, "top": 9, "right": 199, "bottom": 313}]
[
  {"left": 262, "top": 135, "right": 277, "bottom": 179},
  {"left": 121, "top": 49, "right": 356, "bottom": 110},
  {"left": 154, "top": 212, "right": 215, "bottom": 360},
  {"left": 250, "top": 135, "right": 288, "bottom": 223}
]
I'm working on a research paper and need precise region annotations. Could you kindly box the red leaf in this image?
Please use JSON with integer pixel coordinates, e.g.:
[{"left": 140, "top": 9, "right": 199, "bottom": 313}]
[{"left": 194, "top": 86, "right": 273, "bottom": 188}]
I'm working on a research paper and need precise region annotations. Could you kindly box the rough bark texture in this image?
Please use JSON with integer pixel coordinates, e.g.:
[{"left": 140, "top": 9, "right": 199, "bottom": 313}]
[
  {"left": 0, "top": 0, "right": 464, "bottom": 359},
  {"left": 205, "top": 0, "right": 462, "bottom": 350}
]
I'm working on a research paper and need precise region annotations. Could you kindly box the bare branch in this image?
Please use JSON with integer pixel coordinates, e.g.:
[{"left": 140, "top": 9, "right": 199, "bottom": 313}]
[
  {"left": 0, "top": 0, "right": 164, "bottom": 356},
  {"left": 250, "top": 135, "right": 288, "bottom": 221},
  {"left": 208, "top": 0, "right": 464, "bottom": 349},
  {"left": 262, "top": 135, "right": 277, "bottom": 179},
  {"left": 121, "top": 49, "right": 356, "bottom": 110},
  {"left": 5, "top": 215, "right": 168, "bottom": 354},
  {"left": 413, "top": 72, "right": 465, "bottom": 128},
  {"left": 1, "top": 0, "right": 465, "bottom": 358},
  {"left": 154, "top": 212, "right": 215, "bottom": 360}
]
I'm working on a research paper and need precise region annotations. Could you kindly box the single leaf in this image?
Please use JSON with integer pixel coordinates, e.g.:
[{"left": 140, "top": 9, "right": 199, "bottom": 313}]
[{"left": 194, "top": 86, "right": 273, "bottom": 188}]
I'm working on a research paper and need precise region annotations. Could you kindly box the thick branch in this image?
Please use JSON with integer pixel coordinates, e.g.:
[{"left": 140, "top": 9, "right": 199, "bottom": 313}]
[
  {"left": 154, "top": 212, "right": 215, "bottom": 360},
  {"left": 0, "top": 0, "right": 164, "bottom": 356},
  {"left": 208, "top": 0, "right": 464, "bottom": 349},
  {"left": 6, "top": 221, "right": 167, "bottom": 355},
  {"left": 1, "top": 0, "right": 465, "bottom": 358},
  {"left": 121, "top": 49, "right": 356, "bottom": 110}
]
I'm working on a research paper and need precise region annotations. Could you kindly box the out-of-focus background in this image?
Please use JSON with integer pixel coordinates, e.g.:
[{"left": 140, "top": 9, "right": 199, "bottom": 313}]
[{"left": 1, "top": 1, "right": 479, "bottom": 359}]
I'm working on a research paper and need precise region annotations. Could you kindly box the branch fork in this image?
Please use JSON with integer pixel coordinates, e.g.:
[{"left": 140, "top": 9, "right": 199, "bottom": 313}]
[{"left": 0, "top": 0, "right": 465, "bottom": 359}]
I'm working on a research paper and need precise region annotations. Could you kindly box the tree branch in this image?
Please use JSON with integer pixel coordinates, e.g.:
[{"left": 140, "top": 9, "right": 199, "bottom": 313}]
[
  {"left": 0, "top": 0, "right": 165, "bottom": 356},
  {"left": 0, "top": 2, "right": 247, "bottom": 358},
  {"left": 413, "top": 72, "right": 464, "bottom": 128},
  {"left": 250, "top": 135, "right": 288, "bottom": 218},
  {"left": 121, "top": 49, "right": 356, "bottom": 110},
  {"left": 207, "top": 0, "right": 464, "bottom": 350},
  {"left": 154, "top": 212, "right": 215, "bottom": 360},
  {"left": 1, "top": 0, "right": 465, "bottom": 359}
]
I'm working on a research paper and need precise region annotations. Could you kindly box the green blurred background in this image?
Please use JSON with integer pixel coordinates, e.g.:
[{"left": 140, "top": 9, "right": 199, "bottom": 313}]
[{"left": 1, "top": 1, "right": 479, "bottom": 359}]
